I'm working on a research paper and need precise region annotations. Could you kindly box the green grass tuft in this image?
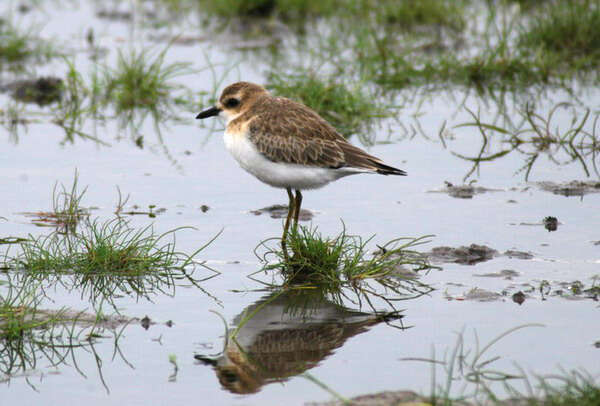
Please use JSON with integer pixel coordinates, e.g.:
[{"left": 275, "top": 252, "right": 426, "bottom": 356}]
[
  {"left": 102, "top": 48, "right": 191, "bottom": 114},
  {"left": 256, "top": 226, "right": 434, "bottom": 309},
  {"left": 519, "top": 0, "right": 600, "bottom": 68},
  {"left": 374, "top": 0, "right": 467, "bottom": 32},
  {"left": 15, "top": 217, "right": 198, "bottom": 275},
  {"left": 0, "top": 18, "right": 54, "bottom": 67},
  {"left": 195, "top": 0, "right": 342, "bottom": 19}
]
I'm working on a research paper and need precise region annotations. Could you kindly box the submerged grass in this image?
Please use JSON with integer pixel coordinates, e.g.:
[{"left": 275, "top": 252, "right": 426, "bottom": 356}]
[
  {"left": 0, "top": 272, "right": 131, "bottom": 388},
  {"left": 196, "top": 0, "right": 342, "bottom": 19},
  {"left": 398, "top": 325, "right": 600, "bottom": 405},
  {"left": 50, "top": 46, "right": 197, "bottom": 145},
  {"left": 193, "top": 0, "right": 467, "bottom": 32},
  {"left": 453, "top": 103, "right": 600, "bottom": 181},
  {"left": 372, "top": 0, "right": 467, "bottom": 32},
  {"left": 518, "top": 0, "right": 600, "bottom": 69}
]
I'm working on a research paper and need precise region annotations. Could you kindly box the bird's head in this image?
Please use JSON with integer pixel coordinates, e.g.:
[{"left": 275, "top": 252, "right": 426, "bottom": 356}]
[{"left": 196, "top": 81, "right": 269, "bottom": 123}]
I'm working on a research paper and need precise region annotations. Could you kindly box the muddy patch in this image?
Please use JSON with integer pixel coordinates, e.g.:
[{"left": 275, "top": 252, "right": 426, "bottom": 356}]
[
  {"left": 250, "top": 204, "right": 314, "bottom": 221},
  {"left": 537, "top": 180, "right": 600, "bottom": 197},
  {"left": 428, "top": 182, "right": 502, "bottom": 199},
  {"left": 426, "top": 244, "right": 499, "bottom": 265},
  {"left": 2, "top": 77, "right": 63, "bottom": 105},
  {"left": 308, "top": 390, "right": 471, "bottom": 406},
  {"left": 425, "top": 244, "right": 533, "bottom": 265},
  {"left": 444, "top": 278, "right": 600, "bottom": 304},
  {"left": 474, "top": 269, "right": 520, "bottom": 278}
]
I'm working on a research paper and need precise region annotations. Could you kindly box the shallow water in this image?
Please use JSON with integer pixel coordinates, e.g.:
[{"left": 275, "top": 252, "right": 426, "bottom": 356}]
[{"left": 1, "top": 2, "right": 599, "bottom": 405}]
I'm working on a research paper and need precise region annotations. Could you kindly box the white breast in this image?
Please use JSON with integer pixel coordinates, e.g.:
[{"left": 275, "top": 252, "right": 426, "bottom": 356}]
[{"left": 223, "top": 129, "right": 361, "bottom": 190}]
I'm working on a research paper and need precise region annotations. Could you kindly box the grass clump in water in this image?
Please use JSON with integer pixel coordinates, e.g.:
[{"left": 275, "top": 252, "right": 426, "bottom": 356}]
[
  {"left": 373, "top": 0, "right": 467, "bottom": 32},
  {"left": 0, "top": 17, "right": 54, "bottom": 67},
  {"left": 21, "top": 171, "right": 89, "bottom": 232},
  {"left": 102, "top": 48, "right": 191, "bottom": 115},
  {"left": 15, "top": 217, "right": 203, "bottom": 275},
  {"left": 518, "top": 0, "right": 600, "bottom": 68},
  {"left": 267, "top": 72, "right": 388, "bottom": 137},
  {"left": 540, "top": 374, "right": 600, "bottom": 406},
  {"left": 256, "top": 226, "right": 434, "bottom": 307},
  {"left": 195, "top": 0, "right": 342, "bottom": 19}
]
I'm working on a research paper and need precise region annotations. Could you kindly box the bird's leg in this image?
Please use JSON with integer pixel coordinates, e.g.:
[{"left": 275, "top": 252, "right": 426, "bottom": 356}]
[
  {"left": 293, "top": 190, "right": 303, "bottom": 232},
  {"left": 282, "top": 187, "right": 294, "bottom": 258}
]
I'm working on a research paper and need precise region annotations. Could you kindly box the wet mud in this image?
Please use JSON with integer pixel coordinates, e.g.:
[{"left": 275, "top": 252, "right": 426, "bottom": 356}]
[
  {"left": 428, "top": 182, "right": 501, "bottom": 199},
  {"left": 425, "top": 244, "right": 533, "bottom": 265},
  {"left": 250, "top": 204, "right": 314, "bottom": 221},
  {"left": 537, "top": 180, "right": 600, "bottom": 197},
  {"left": 2, "top": 77, "right": 63, "bottom": 105}
]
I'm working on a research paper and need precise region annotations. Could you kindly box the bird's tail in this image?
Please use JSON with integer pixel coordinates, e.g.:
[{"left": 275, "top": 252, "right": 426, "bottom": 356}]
[{"left": 374, "top": 161, "right": 407, "bottom": 176}]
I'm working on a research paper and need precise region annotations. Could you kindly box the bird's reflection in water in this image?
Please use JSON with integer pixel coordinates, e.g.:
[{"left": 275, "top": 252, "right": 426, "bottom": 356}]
[{"left": 195, "top": 290, "right": 402, "bottom": 394}]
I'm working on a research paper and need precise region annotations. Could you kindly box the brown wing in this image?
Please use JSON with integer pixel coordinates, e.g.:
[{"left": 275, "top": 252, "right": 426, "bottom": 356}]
[
  {"left": 247, "top": 97, "right": 346, "bottom": 168},
  {"left": 247, "top": 97, "right": 406, "bottom": 175}
]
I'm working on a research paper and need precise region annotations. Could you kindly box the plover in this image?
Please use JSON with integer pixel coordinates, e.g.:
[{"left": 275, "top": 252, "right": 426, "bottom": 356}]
[{"left": 196, "top": 81, "right": 406, "bottom": 249}]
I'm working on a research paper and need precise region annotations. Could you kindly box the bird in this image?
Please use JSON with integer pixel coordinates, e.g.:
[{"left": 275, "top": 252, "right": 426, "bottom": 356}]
[
  {"left": 194, "top": 290, "right": 402, "bottom": 394},
  {"left": 196, "top": 81, "right": 406, "bottom": 252}
]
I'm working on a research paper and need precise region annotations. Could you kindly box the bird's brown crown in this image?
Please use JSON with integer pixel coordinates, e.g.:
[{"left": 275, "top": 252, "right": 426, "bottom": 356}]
[{"left": 218, "top": 82, "right": 269, "bottom": 117}]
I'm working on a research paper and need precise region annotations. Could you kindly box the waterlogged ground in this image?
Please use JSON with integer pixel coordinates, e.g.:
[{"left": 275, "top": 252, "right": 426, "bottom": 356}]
[{"left": 1, "top": 1, "right": 600, "bottom": 405}]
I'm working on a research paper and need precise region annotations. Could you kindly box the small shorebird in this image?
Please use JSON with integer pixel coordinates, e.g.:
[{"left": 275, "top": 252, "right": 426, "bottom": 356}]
[{"left": 196, "top": 81, "right": 406, "bottom": 249}]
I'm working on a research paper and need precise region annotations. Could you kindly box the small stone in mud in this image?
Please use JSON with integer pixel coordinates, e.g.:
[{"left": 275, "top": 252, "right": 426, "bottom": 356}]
[
  {"left": 475, "top": 269, "right": 519, "bottom": 278},
  {"left": 543, "top": 216, "right": 558, "bottom": 232},
  {"left": 141, "top": 315, "right": 152, "bottom": 330},
  {"left": 8, "top": 77, "right": 63, "bottom": 105},
  {"left": 165, "top": 320, "right": 173, "bottom": 327},
  {"left": 200, "top": 205, "right": 210, "bottom": 212},
  {"left": 512, "top": 291, "right": 526, "bottom": 305},
  {"left": 594, "top": 341, "right": 600, "bottom": 348},
  {"left": 464, "top": 287, "right": 502, "bottom": 302},
  {"left": 504, "top": 250, "right": 534, "bottom": 260},
  {"left": 429, "top": 181, "right": 501, "bottom": 199},
  {"left": 250, "top": 204, "right": 313, "bottom": 221},
  {"left": 537, "top": 180, "right": 600, "bottom": 197},
  {"left": 427, "top": 244, "right": 498, "bottom": 265}
]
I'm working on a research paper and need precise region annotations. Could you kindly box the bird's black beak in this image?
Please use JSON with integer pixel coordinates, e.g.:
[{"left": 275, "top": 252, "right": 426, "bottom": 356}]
[{"left": 196, "top": 106, "right": 221, "bottom": 119}]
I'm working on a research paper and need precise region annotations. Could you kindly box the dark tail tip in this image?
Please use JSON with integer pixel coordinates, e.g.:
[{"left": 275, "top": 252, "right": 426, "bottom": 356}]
[{"left": 376, "top": 162, "right": 407, "bottom": 176}]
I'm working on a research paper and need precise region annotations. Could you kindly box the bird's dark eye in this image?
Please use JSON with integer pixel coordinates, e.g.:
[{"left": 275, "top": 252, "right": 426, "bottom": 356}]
[{"left": 225, "top": 98, "right": 240, "bottom": 108}]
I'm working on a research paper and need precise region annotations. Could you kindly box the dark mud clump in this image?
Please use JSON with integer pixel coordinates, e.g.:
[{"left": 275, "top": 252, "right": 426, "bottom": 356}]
[
  {"left": 426, "top": 245, "right": 534, "bottom": 266},
  {"left": 251, "top": 204, "right": 313, "bottom": 221},
  {"left": 5, "top": 77, "right": 63, "bottom": 105},
  {"left": 512, "top": 291, "right": 526, "bottom": 305},
  {"left": 537, "top": 180, "right": 600, "bottom": 197},
  {"left": 543, "top": 216, "right": 558, "bottom": 232},
  {"left": 429, "top": 181, "right": 501, "bottom": 199},
  {"left": 519, "top": 217, "right": 561, "bottom": 231},
  {"left": 427, "top": 244, "right": 499, "bottom": 265}
]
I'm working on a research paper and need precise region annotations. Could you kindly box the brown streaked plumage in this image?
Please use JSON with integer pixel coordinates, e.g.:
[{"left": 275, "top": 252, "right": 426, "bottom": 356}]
[
  {"left": 196, "top": 81, "right": 406, "bottom": 253},
  {"left": 194, "top": 292, "right": 402, "bottom": 394}
]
